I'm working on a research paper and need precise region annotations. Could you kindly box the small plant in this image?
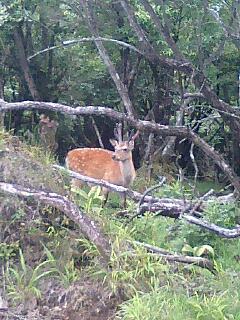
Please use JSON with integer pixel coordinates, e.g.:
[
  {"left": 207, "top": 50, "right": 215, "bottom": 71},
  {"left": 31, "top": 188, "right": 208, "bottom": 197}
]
[
  {"left": 72, "top": 186, "right": 104, "bottom": 214},
  {"left": 188, "top": 293, "right": 229, "bottom": 320},
  {"left": 23, "top": 144, "right": 56, "bottom": 166},
  {"left": 0, "top": 241, "right": 19, "bottom": 261},
  {"left": 56, "top": 259, "right": 80, "bottom": 287},
  {"left": 6, "top": 248, "right": 56, "bottom": 304},
  {"left": 77, "top": 238, "right": 100, "bottom": 258},
  {"left": 156, "top": 180, "right": 191, "bottom": 199},
  {"left": 43, "top": 246, "right": 80, "bottom": 287},
  {"left": 100, "top": 228, "right": 169, "bottom": 297},
  {"left": 116, "top": 290, "right": 165, "bottom": 320},
  {"left": 116, "top": 288, "right": 237, "bottom": 320},
  {"left": 182, "top": 243, "right": 215, "bottom": 258}
]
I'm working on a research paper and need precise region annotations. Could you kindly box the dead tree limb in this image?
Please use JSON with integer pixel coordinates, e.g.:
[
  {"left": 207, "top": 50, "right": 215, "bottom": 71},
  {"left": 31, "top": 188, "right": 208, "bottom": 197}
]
[
  {"left": 53, "top": 164, "right": 192, "bottom": 216},
  {"left": 0, "top": 182, "right": 111, "bottom": 262},
  {"left": 183, "top": 215, "right": 240, "bottom": 239},
  {"left": 0, "top": 182, "right": 216, "bottom": 271},
  {"left": 91, "top": 117, "right": 104, "bottom": 148},
  {"left": 133, "top": 241, "right": 215, "bottom": 273},
  {"left": 54, "top": 165, "right": 240, "bottom": 238},
  {"left": 1, "top": 99, "right": 240, "bottom": 194}
]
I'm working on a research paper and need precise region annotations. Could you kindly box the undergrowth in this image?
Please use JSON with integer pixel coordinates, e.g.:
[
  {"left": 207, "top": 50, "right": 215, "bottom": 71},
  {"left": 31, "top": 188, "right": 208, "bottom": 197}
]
[{"left": 1, "top": 135, "right": 240, "bottom": 319}]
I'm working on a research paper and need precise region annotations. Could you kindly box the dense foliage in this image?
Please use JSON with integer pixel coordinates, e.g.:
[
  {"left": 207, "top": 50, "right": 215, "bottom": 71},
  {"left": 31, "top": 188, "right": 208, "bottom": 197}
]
[
  {"left": 0, "top": 0, "right": 239, "bottom": 170},
  {"left": 1, "top": 0, "right": 240, "bottom": 319}
]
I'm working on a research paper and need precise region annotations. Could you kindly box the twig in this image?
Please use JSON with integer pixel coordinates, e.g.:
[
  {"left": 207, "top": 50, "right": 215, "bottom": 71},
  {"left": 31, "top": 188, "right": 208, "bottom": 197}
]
[
  {"left": 91, "top": 117, "right": 104, "bottom": 148},
  {"left": 128, "top": 178, "right": 167, "bottom": 222},
  {"left": 189, "top": 143, "right": 198, "bottom": 195}
]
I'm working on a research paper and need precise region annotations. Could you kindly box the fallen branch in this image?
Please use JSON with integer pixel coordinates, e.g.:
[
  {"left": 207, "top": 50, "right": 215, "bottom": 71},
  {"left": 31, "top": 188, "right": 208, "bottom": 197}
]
[
  {"left": 183, "top": 215, "right": 240, "bottom": 239},
  {"left": 0, "top": 182, "right": 111, "bottom": 262},
  {"left": 133, "top": 241, "right": 215, "bottom": 273},
  {"left": 54, "top": 164, "right": 197, "bottom": 216},
  {"left": 54, "top": 165, "right": 240, "bottom": 238}
]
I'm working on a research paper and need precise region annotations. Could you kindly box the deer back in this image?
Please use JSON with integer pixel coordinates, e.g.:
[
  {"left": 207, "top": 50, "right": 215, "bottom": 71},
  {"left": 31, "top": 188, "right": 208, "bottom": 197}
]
[{"left": 66, "top": 148, "right": 124, "bottom": 185}]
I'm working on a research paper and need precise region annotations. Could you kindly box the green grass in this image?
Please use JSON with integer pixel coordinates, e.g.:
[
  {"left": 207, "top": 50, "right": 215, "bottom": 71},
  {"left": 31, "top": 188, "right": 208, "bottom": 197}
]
[
  {"left": 116, "top": 285, "right": 240, "bottom": 320},
  {"left": 2, "top": 132, "right": 240, "bottom": 317}
]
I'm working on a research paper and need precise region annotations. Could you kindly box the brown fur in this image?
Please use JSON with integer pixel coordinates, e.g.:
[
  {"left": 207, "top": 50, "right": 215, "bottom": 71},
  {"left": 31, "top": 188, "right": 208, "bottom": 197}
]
[{"left": 66, "top": 137, "right": 138, "bottom": 207}]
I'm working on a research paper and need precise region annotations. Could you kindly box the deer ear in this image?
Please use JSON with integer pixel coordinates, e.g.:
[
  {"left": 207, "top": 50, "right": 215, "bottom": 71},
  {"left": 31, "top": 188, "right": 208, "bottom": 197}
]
[{"left": 110, "top": 139, "right": 118, "bottom": 147}]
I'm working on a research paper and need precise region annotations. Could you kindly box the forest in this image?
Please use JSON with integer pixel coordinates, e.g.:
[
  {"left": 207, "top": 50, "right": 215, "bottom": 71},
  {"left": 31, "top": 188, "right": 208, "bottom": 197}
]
[{"left": 0, "top": 0, "right": 240, "bottom": 319}]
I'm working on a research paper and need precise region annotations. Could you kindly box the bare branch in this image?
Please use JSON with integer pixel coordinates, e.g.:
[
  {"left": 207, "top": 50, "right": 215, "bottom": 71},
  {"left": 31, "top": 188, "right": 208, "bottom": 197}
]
[
  {"left": 27, "top": 37, "right": 143, "bottom": 61},
  {"left": 1, "top": 98, "right": 240, "bottom": 194},
  {"left": 206, "top": 5, "right": 240, "bottom": 49},
  {"left": 54, "top": 164, "right": 240, "bottom": 239},
  {"left": 189, "top": 143, "right": 199, "bottom": 194},
  {"left": 183, "top": 92, "right": 205, "bottom": 99},
  {"left": 162, "top": 98, "right": 186, "bottom": 158},
  {"left": 53, "top": 164, "right": 192, "bottom": 214},
  {"left": 121, "top": 0, "right": 240, "bottom": 122},
  {"left": 139, "top": 0, "right": 185, "bottom": 61},
  {"left": 91, "top": 117, "right": 104, "bottom": 148},
  {"left": 120, "top": 0, "right": 160, "bottom": 63},
  {"left": 183, "top": 215, "right": 240, "bottom": 239},
  {"left": 114, "top": 122, "right": 123, "bottom": 142},
  {"left": 137, "top": 178, "right": 166, "bottom": 211}
]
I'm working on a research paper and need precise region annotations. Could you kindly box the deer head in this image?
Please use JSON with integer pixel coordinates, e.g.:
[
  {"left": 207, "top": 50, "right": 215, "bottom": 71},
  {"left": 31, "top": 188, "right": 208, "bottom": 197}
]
[{"left": 110, "top": 123, "right": 139, "bottom": 162}]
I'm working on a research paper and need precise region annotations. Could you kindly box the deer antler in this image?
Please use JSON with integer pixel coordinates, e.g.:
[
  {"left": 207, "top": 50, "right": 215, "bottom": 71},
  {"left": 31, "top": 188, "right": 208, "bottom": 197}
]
[
  {"left": 128, "top": 129, "right": 140, "bottom": 141},
  {"left": 114, "top": 123, "right": 123, "bottom": 142}
]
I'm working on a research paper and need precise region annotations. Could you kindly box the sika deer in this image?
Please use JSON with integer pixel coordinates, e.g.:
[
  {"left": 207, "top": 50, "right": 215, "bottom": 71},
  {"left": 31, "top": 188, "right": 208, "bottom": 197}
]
[{"left": 66, "top": 123, "right": 139, "bottom": 207}]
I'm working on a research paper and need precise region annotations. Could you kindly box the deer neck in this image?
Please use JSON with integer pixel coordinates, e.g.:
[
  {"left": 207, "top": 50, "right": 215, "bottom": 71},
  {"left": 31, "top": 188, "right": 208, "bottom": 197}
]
[{"left": 119, "top": 155, "right": 136, "bottom": 187}]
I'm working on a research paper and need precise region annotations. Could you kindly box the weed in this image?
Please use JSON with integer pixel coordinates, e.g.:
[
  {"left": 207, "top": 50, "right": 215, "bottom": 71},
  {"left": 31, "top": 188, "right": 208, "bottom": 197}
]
[
  {"left": 72, "top": 186, "right": 104, "bottom": 214},
  {"left": 5, "top": 248, "right": 56, "bottom": 303},
  {"left": 99, "top": 227, "right": 169, "bottom": 297},
  {"left": 0, "top": 242, "right": 19, "bottom": 261},
  {"left": 116, "top": 288, "right": 239, "bottom": 320},
  {"left": 43, "top": 245, "right": 80, "bottom": 287}
]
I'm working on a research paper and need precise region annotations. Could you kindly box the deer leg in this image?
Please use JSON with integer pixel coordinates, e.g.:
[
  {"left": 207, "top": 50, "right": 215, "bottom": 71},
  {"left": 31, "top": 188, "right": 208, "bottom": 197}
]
[
  {"left": 101, "top": 187, "right": 109, "bottom": 207},
  {"left": 71, "top": 178, "right": 83, "bottom": 189},
  {"left": 120, "top": 193, "right": 127, "bottom": 209}
]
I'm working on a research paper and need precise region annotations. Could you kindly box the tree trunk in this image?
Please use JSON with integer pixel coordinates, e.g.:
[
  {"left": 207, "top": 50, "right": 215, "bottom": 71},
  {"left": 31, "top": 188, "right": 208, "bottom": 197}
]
[
  {"left": 13, "top": 24, "right": 41, "bottom": 101},
  {"left": 0, "top": 75, "right": 4, "bottom": 128}
]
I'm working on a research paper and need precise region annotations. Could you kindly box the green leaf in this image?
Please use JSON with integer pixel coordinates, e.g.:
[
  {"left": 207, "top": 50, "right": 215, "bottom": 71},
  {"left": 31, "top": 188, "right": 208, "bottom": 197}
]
[
  {"left": 194, "top": 245, "right": 215, "bottom": 257},
  {"left": 181, "top": 244, "right": 193, "bottom": 255},
  {"left": 72, "top": 188, "right": 89, "bottom": 199}
]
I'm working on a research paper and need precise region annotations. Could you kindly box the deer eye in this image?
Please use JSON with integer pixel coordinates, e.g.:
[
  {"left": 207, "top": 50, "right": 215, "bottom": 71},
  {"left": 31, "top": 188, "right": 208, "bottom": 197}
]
[{"left": 123, "top": 148, "right": 128, "bottom": 152}]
